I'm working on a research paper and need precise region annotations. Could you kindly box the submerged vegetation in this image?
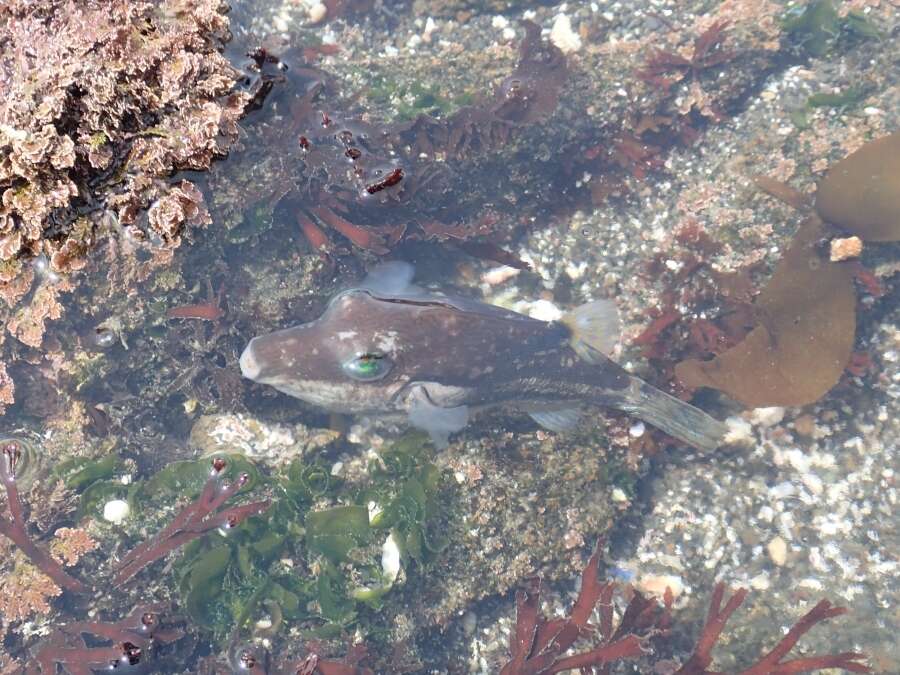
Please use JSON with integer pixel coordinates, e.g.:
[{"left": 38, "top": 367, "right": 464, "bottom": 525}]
[
  {"left": 0, "top": 0, "right": 895, "bottom": 671},
  {"left": 675, "top": 131, "right": 900, "bottom": 407}
]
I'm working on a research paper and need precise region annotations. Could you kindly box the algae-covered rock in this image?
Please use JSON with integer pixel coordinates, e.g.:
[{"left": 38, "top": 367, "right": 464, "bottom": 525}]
[{"left": 814, "top": 131, "right": 900, "bottom": 242}]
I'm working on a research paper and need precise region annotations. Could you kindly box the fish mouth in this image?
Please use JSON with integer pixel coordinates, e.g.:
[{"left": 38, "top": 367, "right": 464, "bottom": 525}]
[{"left": 239, "top": 339, "right": 261, "bottom": 380}]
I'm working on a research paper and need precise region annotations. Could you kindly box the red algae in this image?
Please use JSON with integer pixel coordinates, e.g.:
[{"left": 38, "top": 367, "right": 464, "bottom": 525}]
[{"left": 501, "top": 543, "right": 869, "bottom": 674}]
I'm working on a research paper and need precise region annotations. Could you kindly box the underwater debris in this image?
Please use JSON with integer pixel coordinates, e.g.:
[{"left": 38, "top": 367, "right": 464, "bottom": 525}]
[
  {"left": 0, "top": 440, "right": 87, "bottom": 594},
  {"left": 26, "top": 603, "right": 186, "bottom": 674},
  {"left": 814, "top": 130, "right": 900, "bottom": 242},
  {"left": 501, "top": 543, "right": 870, "bottom": 674},
  {"left": 113, "top": 458, "right": 270, "bottom": 586},
  {"left": 675, "top": 217, "right": 856, "bottom": 407}
]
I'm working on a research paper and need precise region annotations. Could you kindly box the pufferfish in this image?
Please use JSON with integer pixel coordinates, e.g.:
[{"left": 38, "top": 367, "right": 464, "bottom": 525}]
[{"left": 240, "top": 262, "right": 727, "bottom": 450}]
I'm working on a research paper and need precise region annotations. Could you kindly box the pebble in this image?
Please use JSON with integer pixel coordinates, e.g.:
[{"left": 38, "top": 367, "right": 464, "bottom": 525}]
[
  {"left": 462, "top": 611, "right": 477, "bottom": 636},
  {"left": 549, "top": 14, "right": 582, "bottom": 54},
  {"left": 829, "top": 236, "right": 863, "bottom": 262},
  {"left": 723, "top": 416, "right": 754, "bottom": 446},
  {"left": 103, "top": 499, "right": 130, "bottom": 524},
  {"left": 767, "top": 536, "right": 788, "bottom": 566},
  {"left": 636, "top": 573, "right": 683, "bottom": 598},
  {"left": 751, "top": 406, "right": 785, "bottom": 427},
  {"left": 307, "top": 2, "right": 327, "bottom": 24},
  {"left": 793, "top": 414, "right": 817, "bottom": 437}
]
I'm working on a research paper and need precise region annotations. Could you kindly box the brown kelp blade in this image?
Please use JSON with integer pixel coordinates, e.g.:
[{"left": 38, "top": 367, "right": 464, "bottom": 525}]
[{"left": 676, "top": 217, "right": 855, "bottom": 407}]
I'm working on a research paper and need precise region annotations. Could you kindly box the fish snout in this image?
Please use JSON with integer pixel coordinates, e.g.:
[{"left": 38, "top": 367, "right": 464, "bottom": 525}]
[{"left": 239, "top": 339, "right": 262, "bottom": 381}]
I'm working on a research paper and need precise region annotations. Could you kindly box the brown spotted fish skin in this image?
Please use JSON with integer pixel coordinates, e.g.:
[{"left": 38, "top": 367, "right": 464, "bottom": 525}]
[{"left": 240, "top": 262, "right": 726, "bottom": 450}]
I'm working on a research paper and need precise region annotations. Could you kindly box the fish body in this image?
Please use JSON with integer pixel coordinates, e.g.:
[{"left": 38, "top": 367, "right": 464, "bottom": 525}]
[{"left": 240, "top": 262, "right": 727, "bottom": 450}]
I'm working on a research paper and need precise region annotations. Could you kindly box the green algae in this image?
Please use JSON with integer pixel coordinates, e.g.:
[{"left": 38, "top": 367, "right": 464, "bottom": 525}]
[
  {"left": 53, "top": 453, "right": 121, "bottom": 492},
  {"left": 783, "top": 0, "right": 880, "bottom": 57},
  {"left": 63, "top": 434, "right": 454, "bottom": 640}
]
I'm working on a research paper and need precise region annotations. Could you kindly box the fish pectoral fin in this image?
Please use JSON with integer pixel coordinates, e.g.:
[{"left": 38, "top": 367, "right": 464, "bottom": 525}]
[
  {"left": 561, "top": 299, "right": 621, "bottom": 364},
  {"left": 361, "top": 261, "right": 424, "bottom": 297},
  {"left": 406, "top": 386, "right": 469, "bottom": 449},
  {"left": 524, "top": 406, "right": 582, "bottom": 433}
]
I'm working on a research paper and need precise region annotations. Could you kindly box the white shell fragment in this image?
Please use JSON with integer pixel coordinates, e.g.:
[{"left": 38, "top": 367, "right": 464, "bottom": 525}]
[
  {"left": 103, "top": 499, "right": 130, "bottom": 524},
  {"left": 381, "top": 532, "right": 401, "bottom": 584}
]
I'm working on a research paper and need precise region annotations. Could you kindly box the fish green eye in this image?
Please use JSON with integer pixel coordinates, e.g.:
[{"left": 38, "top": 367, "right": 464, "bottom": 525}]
[{"left": 342, "top": 353, "right": 391, "bottom": 381}]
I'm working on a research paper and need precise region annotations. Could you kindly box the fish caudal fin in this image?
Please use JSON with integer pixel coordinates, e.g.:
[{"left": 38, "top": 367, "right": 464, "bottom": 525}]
[
  {"left": 615, "top": 379, "right": 727, "bottom": 452},
  {"left": 561, "top": 300, "right": 621, "bottom": 363}
]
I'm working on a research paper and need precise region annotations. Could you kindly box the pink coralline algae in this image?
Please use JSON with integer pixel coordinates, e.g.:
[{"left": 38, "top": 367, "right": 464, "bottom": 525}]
[{"left": 0, "top": 0, "right": 253, "bottom": 411}]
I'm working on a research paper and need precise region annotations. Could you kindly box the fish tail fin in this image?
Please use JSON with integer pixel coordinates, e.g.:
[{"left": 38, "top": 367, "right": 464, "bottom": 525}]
[
  {"left": 561, "top": 299, "right": 621, "bottom": 363},
  {"left": 614, "top": 379, "right": 727, "bottom": 452}
]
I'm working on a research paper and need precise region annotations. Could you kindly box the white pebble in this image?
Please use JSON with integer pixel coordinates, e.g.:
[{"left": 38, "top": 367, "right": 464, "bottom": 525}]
[
  {"left": 307, "top": 2, "right": 327, "bottom": 24},
  {"left": 611, "top": 488, "right": 629, "bottom": 503},
  {"left": 723, "top": 416, "right": 754, "bottom": 446},
  {"left": 550, "top": 14, "right": 582, "bottom": 54},
  {"left": 637, "top": 573, "right": 683, "bottom": 598},
  {"left": 422, "top": 17, "right": 437, "bottom": 43},
  {"left": 767, "top": 536, "right": 788, "bottom": 566},
  {"left": 749, "top": 572, "right": 771, "bottom": 590},
  {"left": 523, "top": 299, "right": 563, "bottom": 322},
  {"left": 751, "top": 406, "right": 785, "bottom": 427},
  {"left": 381, "top": 533, "right": 401, "bottom": 583},
  {"left": 103, "top": 499, "right": 130, "bottom": 524}
]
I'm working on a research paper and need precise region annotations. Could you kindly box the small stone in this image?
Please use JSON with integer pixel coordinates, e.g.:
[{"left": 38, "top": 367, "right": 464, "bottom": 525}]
[
  {"left": 461, "top": 611, "right": 477, "bottom": 635},
  {"left": 829, "top": 236, "right": 863, "bottom": 262},
  {"left": 381, "top": 533, "right": 401, "bottom": 583},
  {"left": 103, "top": 499, "right": 130, "bottom": 524},
  {"left": 481, "top": 266, "right": 520, "bottom": 286},
  {"left": 723, "top": 416, "right": 754, "bottom": 446},
  {"left": 793, "top": 414, "right": 816, "bottom": 437},
  {"left": 767, "top": 536, "right": 787, "bottom": 566},
  {"left": 522, "top": 299, "right": 563, "bottom": 322},
  {"left": 751, "top": 406, "right": 785, "bottom": 427},
  {"left": 307, "top": 2, "right": 327, "bottom": 24},
  {"left": 749, "top": 572, "right": 771, "bottom": 590},
  {"left": 550, "top": 14, "right": 582, "bottom": 54},
  {"left": 611, "top": 487, "right": 629, "bottom": 503},
  {"left": 636, "top": 573, "right": 683, "bottom": 598}
]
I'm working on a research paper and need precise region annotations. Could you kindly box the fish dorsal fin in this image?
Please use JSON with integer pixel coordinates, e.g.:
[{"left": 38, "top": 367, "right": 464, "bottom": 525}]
[
  {"left": 406, "top": 385, "right": 469, "bottom": 449},
  {"left": 360, "top": 261, "right": 423, "bottom": 297},
  {"left": 560, "top": 299, "right": 621, "bottom": 364}
]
